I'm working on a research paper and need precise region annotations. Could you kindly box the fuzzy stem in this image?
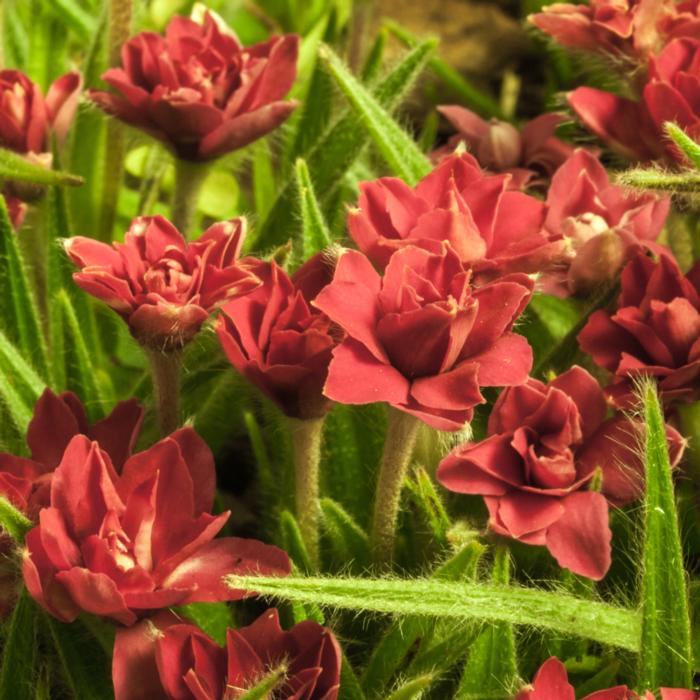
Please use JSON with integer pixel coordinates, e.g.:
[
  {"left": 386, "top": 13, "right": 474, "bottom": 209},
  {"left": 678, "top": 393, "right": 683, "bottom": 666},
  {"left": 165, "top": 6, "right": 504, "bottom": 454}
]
[
  {"left": 171, "top": 159, "right": 208, "bottom": 239},
  {"left": 371, "top": 408, "right": 421, "bottom": 568},
  {"left": 147, "top": 348, "right": 183, "bottom": 437},
  {"left": 288, "top": 416, "right": 324, "bottom": 570}
]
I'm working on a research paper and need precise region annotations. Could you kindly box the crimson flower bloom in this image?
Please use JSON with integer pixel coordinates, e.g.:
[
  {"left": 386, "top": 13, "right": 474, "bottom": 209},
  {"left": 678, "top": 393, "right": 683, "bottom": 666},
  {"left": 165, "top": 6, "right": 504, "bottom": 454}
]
[
  {"left": 541, "top": 149, "right": 670, "bottom": 295},
  {"left": 569, "top": 37, "right": 700, "bottom": 164},
  {"left": 530, "top": 0, "right": 700, "bottom": 61},
  {"left": 516, "top": 657, "right": 699, "bottom": 699},
  {"left": 64, "top": 215, "right": 259, "bottom": 350},
  {"left": 89, "top": 11, "right": 299, "bottom": 162},
  {"left": 434, "top": 107, "right": 574, "bottom": 188},
  {"left": 112, "top": 608, "right": 341, "bottom": 700},
  {"left": 314, "top": 245, "right": 533, "bottom": 431},
  {"left": 347, "top": 152, "right": 551, "bottom": 276},
  {"left": 579, "top": 253, "right": 700, "bottom": 407},
  {"left": 22, "top": 429, "right": 290, "bottom": 624},
  {"left": 438, "top": 366, "right": 683, "bottom": 578},
  {"left": 217, "top": 253, "right": 338, "bottom": 420}
]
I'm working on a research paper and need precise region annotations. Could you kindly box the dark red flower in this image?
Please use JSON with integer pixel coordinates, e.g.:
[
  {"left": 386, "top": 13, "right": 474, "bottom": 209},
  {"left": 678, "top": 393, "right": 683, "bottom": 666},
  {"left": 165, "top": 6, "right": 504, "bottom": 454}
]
[
  {"left": 569, "top": 37, "right": 700, "bottom": 164},
  {"left": 3, "top": 194, "right": 26, "bottom": 229},
  {"left": 65, "top": 215, "right": 260, "bottom": 350},
  {"left": 89, "top": 11, "right": 299, "bottom": 162},
  {"left": 112, "top": 608, "right": 341, "bottom": 700},
  {"left": 434, "top": 107, "right": 574, "bottom": 188},
  {"left": 541, "top": 149, "right": 670, "bottom": 295},
  {"left": 22, "top": 429, "right": 290, "bottom": 624},
  {"left": 438, "top": 366, "right": 683, "bottom": 578},
  {"left": 578, "top": 253, "right": 700, "bottom": 407},
  {"left": 516, "top": 657, "right": 699, "bottom": 700},
  {"left": 347, "top": 152, "right": 552, "bottom": 277},
  {"left": 313, "top": 245, "right": 533, "bottom": 431},
  {"left": 216, "top": 253, "right": 338, "bottom": 419}
]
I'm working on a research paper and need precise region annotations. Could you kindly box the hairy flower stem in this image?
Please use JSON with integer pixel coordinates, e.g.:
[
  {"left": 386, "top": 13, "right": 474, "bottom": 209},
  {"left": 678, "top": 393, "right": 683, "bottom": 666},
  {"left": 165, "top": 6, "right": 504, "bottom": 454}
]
[
  {"left": 147, "top": 348, "right": 183, "bottom": 437},
  {"left": 171, "top": 159, "right": 208, "bottom": 239},
  {"left": 371, "top": 409, "right": 421, "bottom": 568},
  {"left": 288, "top": 416, "right": 325, "bottom": 570}
]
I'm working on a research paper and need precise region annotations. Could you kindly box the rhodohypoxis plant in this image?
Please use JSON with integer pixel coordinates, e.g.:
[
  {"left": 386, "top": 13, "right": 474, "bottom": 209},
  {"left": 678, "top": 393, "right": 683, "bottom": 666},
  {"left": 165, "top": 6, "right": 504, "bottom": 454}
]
[{"left": 2, "top": 0, "right": 700, "bottom": 698}]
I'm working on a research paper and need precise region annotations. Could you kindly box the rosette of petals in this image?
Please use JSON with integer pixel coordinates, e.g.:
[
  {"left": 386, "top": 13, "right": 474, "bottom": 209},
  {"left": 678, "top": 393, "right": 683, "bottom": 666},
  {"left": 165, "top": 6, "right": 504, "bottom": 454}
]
[
  {"left": 112, "top": 608, "right": 341, "bottom": 700},
  {"left": 434, "top": 107, "right": 574, "bottom": 188},
  {"left": 217, "top": 253, "right": 338, "bottom": 420},
  {"left": 89, "top": 11, "right": 299, "bottom": 161},
  {"left": 314, "top": 244, "right": 534, "bottom": 431},
  {"left": 22, "top": 429, "right": 290, "bottom": 624},
  {"left": 541, "top": 149, "right": 670, "bottom": 295},
  {"left": 579, "top": 253, "right": 700, "bottom": 407},
  {"left": 438, "top": 366, "right": 684, "bottom": 578},
  {"left": 64, "top": 215, "right": 260, "bottom": 350},
  {"left": 347, "top": 152, "right": 551, "bottom": 276},
  {"left": 516, "top": 657, "right": 699, "bottom": 699}
]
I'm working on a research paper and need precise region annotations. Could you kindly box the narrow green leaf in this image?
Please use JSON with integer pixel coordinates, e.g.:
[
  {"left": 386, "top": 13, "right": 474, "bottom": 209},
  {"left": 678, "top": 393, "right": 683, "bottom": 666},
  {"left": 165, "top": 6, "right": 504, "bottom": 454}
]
[
  {"left": 360, "top": 28, "right": 388, "bottom": 83},
  {"left": 637, "top": 379, "right": 693, "bottom": 689},
  {"left": 385, "top": 674, "right": 436, "bottom": 700},
  {"left": 295, "top": 157, "right": 332, "bottom": 260},
  {"left": 280, "top": 509, "right": 313, "bottom": 573},
  {"left": 319, "top": 44, "right": 432, "bottom": 184},
  {"left": 226, "top": 575, "right": 641, "bottom": 650},
  {"left": 44, "top": 0, "right": 96, "bottom": 40},
  {"left": 616, "top": 167, "right": 700, "bottom": 193},
  {"left": 0, "top": 589, "right": 38, "bottom": 700},
  {"left": 238, "top": 665, "right": 288, "bottom": 699},
  {"left": 0, "top": 147, "right": 83, "bottom": 187},
  {"left": 404, "top": 466, "right": 451, "bottom": 548},
  {"left": 320, "top": 497, "right": 370, "bottom": 571},
  {"left": 340, "top": 653, "right": 368, "bottom": 700},
  {"left": 0, "top": 368, "right": 33, "bottom": 436},
  {"left": 665, "top": 122, "right": 700, "bottom": 169},
  {"left": 253, "top": 138, "right": 276, "bottom": 221},
  {"left": 457, "top": 547, "right": 518, "bottom": 698},
  {"left": 0, "top": 495, "right": 33, "bottom": 542},
  {"left": 0, "top": 328, "right": 46, "bottom": 404}
]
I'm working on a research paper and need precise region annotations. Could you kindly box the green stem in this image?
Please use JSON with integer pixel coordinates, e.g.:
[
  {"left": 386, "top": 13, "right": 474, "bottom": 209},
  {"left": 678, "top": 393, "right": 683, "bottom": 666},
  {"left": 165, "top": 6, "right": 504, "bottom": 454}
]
[
  {"left": 147, "top": 348, "right": 183, "bottom": 437},
  {"left": 171, "top": 159, "right": 208, "bottom": 238},
  {"left": 371, "top": 408, "right": 421, "bottom": 568},
  {"left": 288, "top": 416, "right": 325, "bottom": 570}
]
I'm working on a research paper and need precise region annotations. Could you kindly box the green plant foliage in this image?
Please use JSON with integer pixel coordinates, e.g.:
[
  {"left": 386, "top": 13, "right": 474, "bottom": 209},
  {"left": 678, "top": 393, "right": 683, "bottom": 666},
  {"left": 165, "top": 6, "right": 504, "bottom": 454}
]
[{"left": 0, "top": 590, "right": 38, "bottom": 700}]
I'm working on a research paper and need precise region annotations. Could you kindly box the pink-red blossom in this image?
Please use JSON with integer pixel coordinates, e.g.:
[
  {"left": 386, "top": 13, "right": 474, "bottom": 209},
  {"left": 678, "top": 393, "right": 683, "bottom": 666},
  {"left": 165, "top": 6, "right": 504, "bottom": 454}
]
[
  {"left": 347, "top": 152, "right": 552, "bottom": 277},
  {"left": 516, "top": 657, "right": 699, "bottom": 699},
  {"left": 112, "top": 608, "right": 341, "bottom": 700},
  {"left": 314, "top": 245, "right": 534, "bottom": 431},
  {"left": 578, "top": 253, "right": 700, "bottom": 407},
  {"left": 65, "top": 215, "right": 260, "bottom": 350},
  {"left": 541, "top": 149, "right": 670, "bottom": 295},
  {"left": 434, "top": 107, "right": 574, "bottom": 188},
  {"left": 437, "top": 366, "right": 684, "bottom": 579},
  {"left": 89, "top": 12, "right": 299, "bottom": 161},
  {"left": 216, "top": 253, "right": 338, "bottom": 419},
  {"left": 22, "top": 429, "right": 290, "bottom": 624}
]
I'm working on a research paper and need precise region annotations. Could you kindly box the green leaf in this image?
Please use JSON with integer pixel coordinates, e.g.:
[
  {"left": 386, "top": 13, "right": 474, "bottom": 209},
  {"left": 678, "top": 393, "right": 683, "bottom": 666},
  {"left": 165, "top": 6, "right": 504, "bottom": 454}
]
[
  {"left": 0, "top": 369, "right": 33, "bottom": 437},
  {"left": 340, "top": 653, "right": 367, "bottom": 700},
  {"left": 0, "top": 147, "right": 83, "bottom": 187},
  {"left": 0, "top": 496, "right": 33, "bottom": 542},
  {"left": 360, "top": 28, "right": 388, "bottom": 83},
  {"left": 664, "top": 122, "right": 700, "bottom": 169},
  {"left": 44, "top": 0, "right": 96, "bottom": 41},
  {"left": 280, "top": 509, "right": 313, "bottom": 573},
  {"left": 457, "top": 547, "right": 518, "bottom": 699},
  {"left": 175, "top": 602, "right": 235, "bottom": 646},
  {"left": 404, "top": 466, "right": 451, "bottom": 548},
  {"left": 0, "top": 328, "right": 46, "bottom": 405},
  {"left": 238, "top": 664, "right": 289, "bottom": 699},
  {"left": 320, "top": 497, "right": 371, "bottom": 572},
  {"left": 385, "top": 674, "right": 436, "bottom": 700},
  {"left": 615, "top": 167, "right": 700, "bottom": 194},
  {"left": 295, "top": 157, "right": 332, "bottom": 260},
  {"left": 252, "top": 139, "right": 276, "bottom": 221},
  {"left": 226, "top": 574, "right": 640, "bottom": 651},
  {"left": 0, "top": 197, "right": 49, "bottom": 378},
  {"left": 319, "top": 44, "right": 432, "bottom": 185},
  {"left": 251, "top": 39, "right": 436, "bottom": 251},
  {"left": 0, "top": 589, "right": 38, "bottom": 700},
  {"left": 637, "top": 379, "right": 693, "bottom": 689}
]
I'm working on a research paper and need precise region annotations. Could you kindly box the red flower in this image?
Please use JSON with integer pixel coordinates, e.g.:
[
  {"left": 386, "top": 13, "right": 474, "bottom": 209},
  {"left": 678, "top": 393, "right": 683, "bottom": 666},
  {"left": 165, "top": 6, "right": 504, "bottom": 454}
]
[
  {"left": 22, "top": 429, "right": 290, "bottom": 624},
  {"left": 347, "top": 152, "right": 551, "bottom": 276},
  {"left": 530, "top": 0, "right": 700, "bottom": 60},
  {"left": 578, "top": 253, "right": 700, "bottom": 407},
  {"left": 65, "top": 215, "right": 260, "bottom": 350},
  {"left": 569, "top": 37, "right": 700, "bottom": 164},
  {"left": 112, "top": 608, "right": 341, "bottom": 700},
  {"left": 216, "top": 253, "right": 338, "bottom": 419},
  {"left": 0, "top": 69, "right": 81, "bottom": 155},
  {"left": 516, "top": 657, "right": 699, "bottom": 699},
  {"left": 314, "top": 245, "right": 534, "bottom": 431},
  {"left": 434, "top": 107, "right": 574, "bottom": 188},
  {"left": 89, "top": 11, "right": 299, "bottom": 161},
  {"left": 437, "top": 366, "right": 683, "bottom": 578},
  {"left": 0, "top": 388, "right": 143, "bottom": 517},
  {"left": 3, "top": 194, "right": 26, "bottom": 229},
  {"left": 541, "top": 149, "right": 670, "bottom": 295}
]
